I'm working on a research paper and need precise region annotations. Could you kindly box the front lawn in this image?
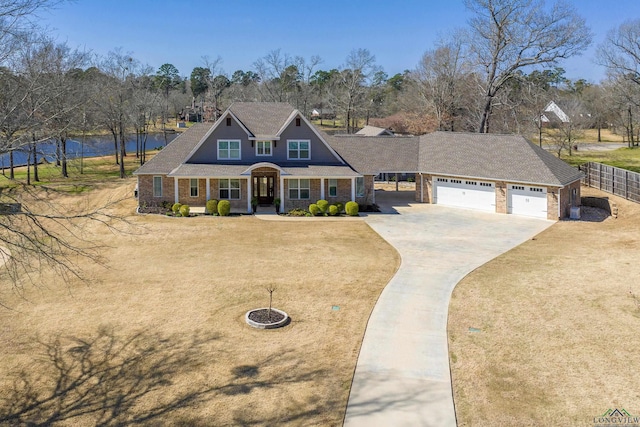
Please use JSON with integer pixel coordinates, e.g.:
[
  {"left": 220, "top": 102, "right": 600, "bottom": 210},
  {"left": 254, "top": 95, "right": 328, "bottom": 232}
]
[
  {"left": 448, "top": 187, "right": 640, "bottom": 425},
  {"left": 0, "top": 179, "right": 399, "bottom": 425}
]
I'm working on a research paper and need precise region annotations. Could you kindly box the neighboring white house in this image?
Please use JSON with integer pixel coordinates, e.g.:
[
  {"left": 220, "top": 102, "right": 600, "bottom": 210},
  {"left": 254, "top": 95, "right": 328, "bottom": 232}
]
[{"left": 541, "top": 101, "right": 571, "bottom": 124}]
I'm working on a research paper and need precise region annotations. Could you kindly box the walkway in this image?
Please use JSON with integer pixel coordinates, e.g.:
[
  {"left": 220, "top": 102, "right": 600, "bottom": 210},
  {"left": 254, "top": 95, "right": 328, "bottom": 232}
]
[{"left": 343, "top": 191, "right": 553, "bottom": 426}]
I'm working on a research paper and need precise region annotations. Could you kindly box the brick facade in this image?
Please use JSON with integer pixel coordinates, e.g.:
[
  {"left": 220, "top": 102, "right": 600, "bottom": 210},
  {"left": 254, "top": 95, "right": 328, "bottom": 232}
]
[{"left": 137, "top": 175, "right": 175, "bottom": 209}]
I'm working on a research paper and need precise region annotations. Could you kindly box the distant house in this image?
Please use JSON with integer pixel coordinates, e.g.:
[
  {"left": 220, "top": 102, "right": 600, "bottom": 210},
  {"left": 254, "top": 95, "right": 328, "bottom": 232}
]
[
  {"left": 310, "top": 108, "right": 335, "bottom": 120},
  {"left": 355, "top": 125, "right": 394, "bottom": 137},
  {"left": 134, "top": 102, "right": 582, "bottom": 220},
  {"left": 541, "top": 101, "right": 571, "bottom": 125}
]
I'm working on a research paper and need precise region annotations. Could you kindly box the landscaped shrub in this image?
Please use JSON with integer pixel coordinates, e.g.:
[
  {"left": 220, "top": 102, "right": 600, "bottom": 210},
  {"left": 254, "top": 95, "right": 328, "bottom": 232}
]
[
  {"left": 329, "top": 205, "right": 339, "bottom": 216},
  {"left": 172, "top": 203, "right": 182, "bottom": 214},
  {"left": 179, "top": 204, "right": 190, "bottom": 217},
  {"left": 345, "top": 201, "right": 359, "bottom": 216},
  {"left": 335, "top": 202, "right": 344, "bottom": 213},
  {"left": 316, "top": 199, "right": 329, "bottom": 214},
  {"left": 309, "top": 203, "right": 320, "bottom": 216},
  {"left": 206, "top": 199, "right": 218, "bottom": 215},
  {"left": 218, "top": 200, "right": 231, "bottom": 216},
  {"left": 288, "top": 208, "right": 309, "bottom": 216}
]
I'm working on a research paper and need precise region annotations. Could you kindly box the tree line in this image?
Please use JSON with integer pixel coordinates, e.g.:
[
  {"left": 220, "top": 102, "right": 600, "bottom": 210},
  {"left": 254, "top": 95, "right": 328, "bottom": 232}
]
[{"left": 4, "top": 0, "right": 640, "bottom": 184}]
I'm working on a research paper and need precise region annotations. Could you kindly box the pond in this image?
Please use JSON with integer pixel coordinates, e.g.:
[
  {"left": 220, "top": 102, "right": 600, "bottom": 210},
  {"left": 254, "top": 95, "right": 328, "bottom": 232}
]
[{"left": 0, "top": 132, "right": 179, "bottom": 168}]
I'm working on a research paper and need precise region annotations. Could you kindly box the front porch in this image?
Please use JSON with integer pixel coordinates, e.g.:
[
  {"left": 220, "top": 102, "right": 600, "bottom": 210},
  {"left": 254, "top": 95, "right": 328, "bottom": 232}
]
[{"left": 166, "top": 162, "right": 374, "bottom": 214}]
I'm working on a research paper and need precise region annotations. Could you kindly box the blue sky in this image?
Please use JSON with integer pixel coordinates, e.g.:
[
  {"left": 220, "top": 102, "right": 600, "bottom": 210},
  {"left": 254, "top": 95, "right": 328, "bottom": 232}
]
[{"left": 39, "top": 0, "right": 640, "bottom": 83}]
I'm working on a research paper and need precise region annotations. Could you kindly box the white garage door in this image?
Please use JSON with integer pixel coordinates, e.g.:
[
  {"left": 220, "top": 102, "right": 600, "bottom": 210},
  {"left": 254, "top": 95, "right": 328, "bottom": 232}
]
[
  {"left": 433, "top": 177, "right": 495, "bottom": 212},
  {"left": 508, "top": 185, "right": 547, "bottom": 218}
]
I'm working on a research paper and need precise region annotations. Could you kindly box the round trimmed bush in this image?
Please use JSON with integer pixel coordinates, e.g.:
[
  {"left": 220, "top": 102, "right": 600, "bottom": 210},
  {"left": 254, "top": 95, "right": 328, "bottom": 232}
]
[
  {"left": 316, "top": 199, "right": 329, "bottom": 214},
  {"left": 218, "top": 200, "right": 231, "bottom": 216},
  {"left": 345, "top": 201, "right": 359, "bottom": 216},
  {"left": 179, "top": 204, "right": 190, "bottom": 217},
  {"left": 329, "top": 205, "right": 339, "bottom": 216},
  {"left": 171, "top": 203, "right": 182, "bottom": 214},
  {"left": 309, "top": 203, "right": 320, "bottom": 216},
  {"left": 335, "top": 202, "right": 345, "bottom": 213},
  {"left": 206, "top": 199, "right": 218, "bottom": 215}
]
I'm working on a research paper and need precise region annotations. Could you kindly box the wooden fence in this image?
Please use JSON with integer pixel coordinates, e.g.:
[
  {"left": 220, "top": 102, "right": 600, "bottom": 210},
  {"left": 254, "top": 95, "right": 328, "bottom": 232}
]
[{"left": 579, "top": 162, "right": 640, "bottom": 204}]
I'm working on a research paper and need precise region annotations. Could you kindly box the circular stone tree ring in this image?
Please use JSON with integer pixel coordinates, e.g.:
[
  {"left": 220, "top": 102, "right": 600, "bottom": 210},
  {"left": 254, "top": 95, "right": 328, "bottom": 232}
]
[{"left": 245, "top": 308, "right": 290, "bottom": 329}]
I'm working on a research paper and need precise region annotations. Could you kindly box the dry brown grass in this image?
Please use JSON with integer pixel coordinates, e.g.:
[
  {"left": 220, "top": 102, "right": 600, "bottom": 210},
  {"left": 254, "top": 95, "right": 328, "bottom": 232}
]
[
  {"left": 0, "top": 179, "right": 399, "bottom": 426},
  {"left": 448, "top": 187, "right": 640, "bottom": 426}
]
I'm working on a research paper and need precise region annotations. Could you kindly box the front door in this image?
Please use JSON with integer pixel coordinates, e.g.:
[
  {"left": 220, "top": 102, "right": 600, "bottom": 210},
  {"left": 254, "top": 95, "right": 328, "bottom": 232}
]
[{"left": 253, "top": 176, "right": 274, "bottom": 205}]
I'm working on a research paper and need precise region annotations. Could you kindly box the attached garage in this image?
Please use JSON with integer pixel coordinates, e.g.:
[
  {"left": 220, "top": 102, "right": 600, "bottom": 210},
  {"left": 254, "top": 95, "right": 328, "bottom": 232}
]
[
  {"left": 507, "top": 185, "right": 548, "bottom": 219},
  {"left": 433, "top": 177, "right": 495, "bottom": 212}
]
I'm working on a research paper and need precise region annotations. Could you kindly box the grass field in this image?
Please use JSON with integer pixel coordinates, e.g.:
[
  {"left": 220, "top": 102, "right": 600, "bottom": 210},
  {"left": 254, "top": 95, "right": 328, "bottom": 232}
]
[
  {"left": 448, "top": 187, "right": 640, "bottom": 425},
  {"left": 0, "top": 171, "right": 400, "bottom": 425}
]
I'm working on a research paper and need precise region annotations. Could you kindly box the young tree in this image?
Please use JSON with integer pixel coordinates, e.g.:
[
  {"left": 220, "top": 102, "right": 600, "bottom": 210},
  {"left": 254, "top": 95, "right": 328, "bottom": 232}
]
[{"left": 464, "top": 0, "right": 591, "bottom": 133}]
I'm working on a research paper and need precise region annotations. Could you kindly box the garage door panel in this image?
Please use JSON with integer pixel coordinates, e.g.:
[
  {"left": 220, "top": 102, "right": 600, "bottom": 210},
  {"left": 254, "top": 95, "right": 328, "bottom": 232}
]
[
  {"left": 508, "top": 185, "right": 547, "bottom": 218},
  {"left": 434, "top": 177, "right": 495, "bottom": 212}
]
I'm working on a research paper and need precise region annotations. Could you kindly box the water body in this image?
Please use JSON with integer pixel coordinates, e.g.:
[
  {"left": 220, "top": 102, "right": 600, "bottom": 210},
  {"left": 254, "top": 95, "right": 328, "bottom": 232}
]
[{"left": 0, "top": 132, "right": 179, "bottom": 168}]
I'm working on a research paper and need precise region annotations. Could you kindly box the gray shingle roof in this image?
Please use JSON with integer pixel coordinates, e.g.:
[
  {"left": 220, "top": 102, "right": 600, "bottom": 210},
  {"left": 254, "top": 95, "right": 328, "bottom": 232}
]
[
  {"left": 133, "top": 123, "right": 213, "bottom": 175},
  {"left": 325, "top": 135, "right": 420, "bottom": 175},
  {"left": 228, "top": 102, "right": 295, "bottom": 138},
  {"left": 355, "top": 125, "right": 394, "bottom": 136},
  {"left": 168, "top": 163, "right": 359, "bottom": 178},
  {"left": 134, "top": 104, "right": 583, "bottom": 188},
  {"left": 418, "top": 132, "right": 583, "bottom": 186}
]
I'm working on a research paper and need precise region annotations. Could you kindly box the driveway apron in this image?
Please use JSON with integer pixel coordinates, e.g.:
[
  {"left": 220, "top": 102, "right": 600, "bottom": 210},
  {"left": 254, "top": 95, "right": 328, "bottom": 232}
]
[{"left": 343, "top": 201, "right": 553, "bottom": 426}]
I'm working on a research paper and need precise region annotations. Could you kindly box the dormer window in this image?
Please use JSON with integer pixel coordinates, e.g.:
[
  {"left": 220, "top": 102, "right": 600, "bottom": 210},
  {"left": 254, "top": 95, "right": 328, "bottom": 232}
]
[
  {"left": 256, "top": 141, "right": 272, "bottom": 156},
  {"left": 295, "top": 117, "right": 301, "bottom": 126},
  {"left": 226, "top": 117, "right": 232, "bottom": 126}
]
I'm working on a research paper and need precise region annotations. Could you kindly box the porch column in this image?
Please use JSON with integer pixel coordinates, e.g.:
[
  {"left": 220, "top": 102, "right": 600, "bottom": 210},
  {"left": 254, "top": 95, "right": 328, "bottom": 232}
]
[
  {"left": 206, "top": 178, "right": 210, "bottom": 201},
  {"left": 247, "top": 177, "right": 252, "bottom": 213},
  {"left": 420, "top": 173, "right": 424, "bottom": 203},
  {"left": 351, "top": 177, "right": 356, "bottom": 201},
  {"left": 280, "top": 175, "right": 285, "bottom": 213},
  {"left": 372, "top": 176, "right": 376, "bottom": 204},
  {"left": 174, "top": 178, "right": 179, "bottom": 204},
  {"left": 320, "top": 178, "right": 325, "bottom": 199}
]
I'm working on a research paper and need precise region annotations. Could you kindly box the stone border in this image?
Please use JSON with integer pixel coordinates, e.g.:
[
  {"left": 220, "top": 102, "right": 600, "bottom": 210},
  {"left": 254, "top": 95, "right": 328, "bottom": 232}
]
[{"left": 245, "top": 308, "right": 290, "bottom": 329}]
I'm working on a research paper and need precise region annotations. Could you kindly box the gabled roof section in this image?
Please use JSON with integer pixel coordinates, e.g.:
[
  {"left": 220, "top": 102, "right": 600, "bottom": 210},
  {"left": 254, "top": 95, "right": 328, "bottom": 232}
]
[
  {"left": 133, "top": 123, "right": 213, "bottom": 175},
  {"left": 326, "top": 134, "right": 420, "bottom": 175},
  {"left": 355, "top": 125, "right": 394, "bottom": 136},
  {"left": 229, "top": 102, "right": 295, "bottom": 139},
  {"left": 418, "top": 132, "right": 583, "bottom": 186}
]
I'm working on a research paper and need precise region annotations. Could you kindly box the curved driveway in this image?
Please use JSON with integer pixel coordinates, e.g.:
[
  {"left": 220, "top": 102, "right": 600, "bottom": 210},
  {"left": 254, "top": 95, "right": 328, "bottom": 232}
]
[{"left": 344, "top": 192, "right": 553, "bottom": 426}]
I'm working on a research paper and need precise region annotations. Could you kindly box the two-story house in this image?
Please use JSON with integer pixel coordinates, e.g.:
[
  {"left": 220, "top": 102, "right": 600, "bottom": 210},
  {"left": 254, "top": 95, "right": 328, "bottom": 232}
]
[{"left": 134, "top": 102, "right": 370, "bottom": 214}]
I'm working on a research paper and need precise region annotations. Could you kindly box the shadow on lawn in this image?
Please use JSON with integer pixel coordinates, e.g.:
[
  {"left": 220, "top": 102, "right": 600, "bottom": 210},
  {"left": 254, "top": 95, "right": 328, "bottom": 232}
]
[
  {"left": 0, "top": 328, "right": 337, "bottom": 426},
  {"left": 0, "top": 327, "right": 221, "bottom": 426}
]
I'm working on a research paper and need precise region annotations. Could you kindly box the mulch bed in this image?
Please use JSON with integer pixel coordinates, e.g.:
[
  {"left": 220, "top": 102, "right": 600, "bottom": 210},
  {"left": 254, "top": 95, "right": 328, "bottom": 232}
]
[{"left": 248, "top": 309, "right": 285, "bottom": 324}]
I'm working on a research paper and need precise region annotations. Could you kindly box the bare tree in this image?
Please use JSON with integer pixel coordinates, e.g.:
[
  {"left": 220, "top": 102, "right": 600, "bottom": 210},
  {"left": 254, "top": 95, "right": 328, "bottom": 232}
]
[
  {"left": 331, "top": 48, "right": 380, "bottom": 133},
  {"left": 414, "top": 36, "right": 469, "bottom": 131},
  {"left": 597, "top": 19, "right": 640, "bottom": 85},
  {"left": 464, "top": 0, "right": 591, "bottom": 133}
]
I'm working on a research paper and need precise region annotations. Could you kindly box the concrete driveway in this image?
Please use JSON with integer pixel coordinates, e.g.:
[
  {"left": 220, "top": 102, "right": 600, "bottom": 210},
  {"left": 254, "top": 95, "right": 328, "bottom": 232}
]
[{"left": 344, "top": 191, "right": 553, "bottom": 426}]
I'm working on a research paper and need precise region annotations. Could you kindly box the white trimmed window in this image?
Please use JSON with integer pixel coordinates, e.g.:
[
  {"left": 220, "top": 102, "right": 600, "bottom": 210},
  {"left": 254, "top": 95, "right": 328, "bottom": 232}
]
[
  {"left": 287, "top": 140, "right": 310, "bottom": 159},
  {"left": 329, "top": 179, "right": 338, "bottom": 197},
  {"left": 356, "top": 177, "right": 365, "bottom": 197},
  {"left": 190, "top": 178, "right": 198, "bottom": 197},
  {"left": 219, "top": 179, "right": 240, "bottom": 199},
  {"left": 289, "top": 179, "right": 310, "bottom": 199},
  {"left": 218, "top": 140, "right": 241, "bottom": 159},
  {"left": 153, "top": 176, "right": 162, "bottom": 197},
  {"left": 256, "top": 141, "right": 272, "bottom": 156}
]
